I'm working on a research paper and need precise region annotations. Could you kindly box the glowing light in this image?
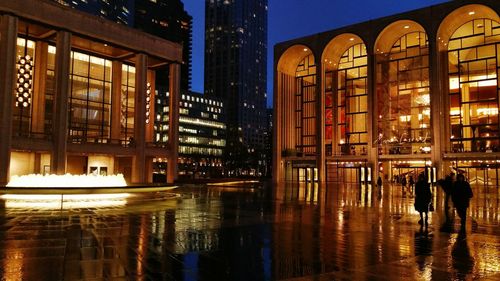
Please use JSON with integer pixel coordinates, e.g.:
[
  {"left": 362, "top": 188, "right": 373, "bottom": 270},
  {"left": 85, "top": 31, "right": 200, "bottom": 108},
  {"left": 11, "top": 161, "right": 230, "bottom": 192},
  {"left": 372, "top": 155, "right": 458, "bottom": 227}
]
[
  {"left": 399, "top": 115, "right": 411, "bottom": 122},
  {"left": 7, "top": 174, "right": 127, "bottom": 187},
  {"left": 303, "top": 48, "right": 308, "bottom": 52},
  {"left": 146, "top": 82, "right": 152, "bottom": 124},
  {"left": 404, "top": 25, "right": 410, "bottom": 29},
  {"left": 420, "top": 146, "right": 431, "bottom": 153},
  {"left": 1, "top": 193, "right": 130, "bottom": 209},
  {"left": 477, "top": 108, "right": 498, "bottom": 116},
  {"left": 469, "top": 11, "right": 475, "bottom": 15},
  {"left": 349, "top": 38, "right": 354, "bottom": 41},
  {"left": 15, "top": 55, "right": 34, "bottom": 108}
]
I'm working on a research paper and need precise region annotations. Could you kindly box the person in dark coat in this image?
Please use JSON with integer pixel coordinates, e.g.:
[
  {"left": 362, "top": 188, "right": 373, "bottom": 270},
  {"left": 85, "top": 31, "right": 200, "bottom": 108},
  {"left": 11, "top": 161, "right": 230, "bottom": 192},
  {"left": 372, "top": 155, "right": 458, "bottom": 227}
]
[
  {"left": 414, "top": 173, "right": 432, "bottom": 227},
  {"left": 451, "top": 174, "right": 473, "bottom": 231},
  {"left": 401, "top": 175, "right": 407, "bottom": 197},
  {"left": 442, "top": 172, "right": 455, "bottom": 210}
]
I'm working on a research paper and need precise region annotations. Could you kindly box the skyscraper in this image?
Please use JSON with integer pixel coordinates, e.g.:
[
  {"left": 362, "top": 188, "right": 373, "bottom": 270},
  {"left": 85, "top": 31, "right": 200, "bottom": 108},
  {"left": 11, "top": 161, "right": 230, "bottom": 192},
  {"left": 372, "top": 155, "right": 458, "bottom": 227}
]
[{"left": 205, "top": 0, "right": 268, "bottom": 176}]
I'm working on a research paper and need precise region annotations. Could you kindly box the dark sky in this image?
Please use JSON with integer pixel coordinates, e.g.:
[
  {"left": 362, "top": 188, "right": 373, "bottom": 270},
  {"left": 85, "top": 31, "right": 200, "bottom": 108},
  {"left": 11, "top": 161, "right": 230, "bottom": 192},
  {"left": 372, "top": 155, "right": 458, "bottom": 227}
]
[{"left": 183, "top": 0, "right": 451, "bottom": 108}]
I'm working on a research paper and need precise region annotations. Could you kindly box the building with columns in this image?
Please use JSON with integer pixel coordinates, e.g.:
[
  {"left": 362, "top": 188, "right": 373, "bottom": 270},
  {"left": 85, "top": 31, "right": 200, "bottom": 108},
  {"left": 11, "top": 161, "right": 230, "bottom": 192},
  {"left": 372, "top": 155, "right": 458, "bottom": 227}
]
[
  {"left": 0, "top": 0, "right": 181, "bottom": 185},
  {"left": 274, "top": 0, "right": 500, "bottom": 187}
]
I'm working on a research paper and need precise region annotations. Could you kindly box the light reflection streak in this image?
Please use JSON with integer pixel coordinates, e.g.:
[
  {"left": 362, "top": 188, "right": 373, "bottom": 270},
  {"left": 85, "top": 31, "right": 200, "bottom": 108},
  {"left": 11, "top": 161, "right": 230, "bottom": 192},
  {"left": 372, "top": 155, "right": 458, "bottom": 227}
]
[{"left": 1, "top": 193, "right": 131, "bottom": 209}]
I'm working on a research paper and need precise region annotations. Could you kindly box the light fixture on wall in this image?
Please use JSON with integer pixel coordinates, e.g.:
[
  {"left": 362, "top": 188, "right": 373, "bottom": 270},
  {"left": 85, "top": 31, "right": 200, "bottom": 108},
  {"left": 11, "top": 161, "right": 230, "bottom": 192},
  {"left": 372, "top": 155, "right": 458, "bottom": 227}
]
[
  {"left": 15, "top": 55, "right": 34, "bottom": 108},
  {"left": 16, "top": 29, "right": 34, "bottom": 109},
  {"left": 145, "top": 82, "right": 151, "bottom": 124}
]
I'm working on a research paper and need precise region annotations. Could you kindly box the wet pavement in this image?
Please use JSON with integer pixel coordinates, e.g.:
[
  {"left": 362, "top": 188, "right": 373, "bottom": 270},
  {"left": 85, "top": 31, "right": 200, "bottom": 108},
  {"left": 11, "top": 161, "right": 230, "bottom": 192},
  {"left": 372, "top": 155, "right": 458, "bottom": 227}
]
[{"left": 0, "top": 182, "right": 499, "bottom": 281}]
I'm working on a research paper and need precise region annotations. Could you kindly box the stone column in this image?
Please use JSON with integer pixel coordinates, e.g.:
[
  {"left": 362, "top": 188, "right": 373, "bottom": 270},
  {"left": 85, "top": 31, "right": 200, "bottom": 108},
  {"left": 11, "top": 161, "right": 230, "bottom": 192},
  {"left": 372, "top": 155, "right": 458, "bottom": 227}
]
[
  {"left": 51, "top": 30, "right": 71, "bottom": 175},
  {"left": 272, "top": 71, "right": 283, "bottom": 184},
  {"left": 316, "top": 56, "right": 325, "bottom": 183},
  {"left": 132, "top": 53, "right": 147, "bottom": 183},
  {"left": 367, "top": 49, "right": 378, "bottom": 182},
  {"left": 110, "top": 60, "right": 122, "bottom": 143},
  {"left": 32, "top": 41, "right": 48, "bottom": 135},
  {"left": 167, "top": 63, "right": 180, "bottom": 183},
  {"left": 0, "top": 15, "right": 18, "bottom": 185},
  {"left": 429, "top": 33, "right": 444, "bottom": 179}
]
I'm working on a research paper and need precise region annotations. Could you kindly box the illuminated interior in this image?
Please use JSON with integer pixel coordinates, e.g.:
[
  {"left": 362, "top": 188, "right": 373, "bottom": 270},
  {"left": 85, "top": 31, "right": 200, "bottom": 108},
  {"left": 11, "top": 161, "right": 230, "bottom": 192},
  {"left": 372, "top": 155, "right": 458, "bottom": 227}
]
[
  {"left": 325, "top": 42, "right": 368, "bottom": 156},
  {"left": 295, "top": 54, "right": 317, "bottom": 156},
  {"left": 376, "top": 23, "right": 431, "bottom": 155},
  {"left": 448, "top": 18, "right": 500, "bottom": 152}
]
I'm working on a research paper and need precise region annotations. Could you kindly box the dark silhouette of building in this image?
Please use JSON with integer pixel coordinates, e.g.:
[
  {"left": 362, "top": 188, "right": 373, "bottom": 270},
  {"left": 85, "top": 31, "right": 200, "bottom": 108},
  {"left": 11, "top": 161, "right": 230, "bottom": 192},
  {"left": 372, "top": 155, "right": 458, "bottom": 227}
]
[
  {"left": 51, "top": 0, "right": 192, "bottom": 92},
  {"left": 204, "top": 0, "right": 268, "bottom": 177},
  {"left": 52, "top": 0, "right": 134, "bottom": 25},
  {"left": 133, "top": 0, "right": 192, "bottom": 91}
]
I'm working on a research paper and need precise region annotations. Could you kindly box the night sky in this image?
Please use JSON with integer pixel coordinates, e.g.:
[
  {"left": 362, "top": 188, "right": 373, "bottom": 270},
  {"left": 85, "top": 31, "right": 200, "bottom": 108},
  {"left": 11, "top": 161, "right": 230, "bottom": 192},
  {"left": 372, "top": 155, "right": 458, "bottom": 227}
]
[{"left": 183, "top": 0, "right": 451, "bottom": 108}]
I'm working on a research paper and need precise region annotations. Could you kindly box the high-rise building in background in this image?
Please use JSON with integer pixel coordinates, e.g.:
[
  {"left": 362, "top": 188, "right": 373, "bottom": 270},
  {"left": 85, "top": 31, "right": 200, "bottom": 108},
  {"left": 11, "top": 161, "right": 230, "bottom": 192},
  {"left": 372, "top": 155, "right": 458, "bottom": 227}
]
[
  {"left": 205, "top": 0, "right": 268, "bottom": 177},
  {"left": 52, "top": 0, "right": 134, "bottom": 25},
  {"left": 52, "top": 0, "right": 192, "bottom": 92},
  {"left": 133, "top": 0, "right": 192, "bottom": 91}
]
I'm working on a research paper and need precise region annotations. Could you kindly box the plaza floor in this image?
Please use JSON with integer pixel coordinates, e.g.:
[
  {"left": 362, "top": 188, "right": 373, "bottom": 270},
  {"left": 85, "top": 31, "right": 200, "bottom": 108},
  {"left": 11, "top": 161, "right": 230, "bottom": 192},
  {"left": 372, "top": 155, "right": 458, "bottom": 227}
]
[{"left": 0, "top": 182, "right": 499, "bottom": 280}]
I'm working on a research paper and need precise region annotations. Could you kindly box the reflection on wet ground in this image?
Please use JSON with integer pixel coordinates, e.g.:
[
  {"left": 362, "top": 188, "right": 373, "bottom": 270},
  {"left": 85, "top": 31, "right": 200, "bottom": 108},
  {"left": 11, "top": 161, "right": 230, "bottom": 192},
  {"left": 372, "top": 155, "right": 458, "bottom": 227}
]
[{"left": 0, "top": 182, "right": 499, "bottom": 280}]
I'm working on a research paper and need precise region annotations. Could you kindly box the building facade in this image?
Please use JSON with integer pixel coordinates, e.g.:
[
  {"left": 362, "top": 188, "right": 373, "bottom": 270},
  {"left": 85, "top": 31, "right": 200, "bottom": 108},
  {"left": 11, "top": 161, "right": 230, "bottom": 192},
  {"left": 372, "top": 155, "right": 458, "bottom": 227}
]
[
  {"left": 52, "top": 0, "right": 192, "bottom": 92},
  {"left": 0, "top": 0, "right": 181, "bottom": 185},
  {"left": 154, "top": 90, "right": 225, "bottom": 179},
  {"left": 205, "top": 0, "right": 268, "bottom": 177},
  {"left": 274, "top": 0, "right": 500, "bottom": 187}
]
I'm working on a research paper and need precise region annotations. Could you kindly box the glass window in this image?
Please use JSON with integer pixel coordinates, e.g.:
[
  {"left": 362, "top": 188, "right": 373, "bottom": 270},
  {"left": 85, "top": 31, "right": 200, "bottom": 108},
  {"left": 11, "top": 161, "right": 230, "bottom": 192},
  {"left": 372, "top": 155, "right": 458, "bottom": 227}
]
[
  {"left": 69, "top": 51, "right": 112, "bottom": 143},
  {"left": 377, "top": 31, "right": 431, "bottom": 155},
  {"left": 295, "top": 54, "right": 316, "bottom": 155},
  {"left": 331, "top": 43, "right": 368, "bottom": 156},
  {"left": 448, "top": 19, "right": 500, "bottom": 152}
]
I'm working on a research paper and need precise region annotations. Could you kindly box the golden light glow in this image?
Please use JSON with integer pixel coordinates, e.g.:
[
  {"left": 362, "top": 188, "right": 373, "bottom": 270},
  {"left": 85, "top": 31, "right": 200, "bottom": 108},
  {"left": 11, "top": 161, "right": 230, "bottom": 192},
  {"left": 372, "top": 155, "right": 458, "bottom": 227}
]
[
  {"left": 7, "top": 174, "right": 127, "bottom": 187},
  {"left": 0, "top": 193, "right": 130, "bottom": 209},
  {"left": 477, "top": 108, "right": 498, "bottom": 116}
]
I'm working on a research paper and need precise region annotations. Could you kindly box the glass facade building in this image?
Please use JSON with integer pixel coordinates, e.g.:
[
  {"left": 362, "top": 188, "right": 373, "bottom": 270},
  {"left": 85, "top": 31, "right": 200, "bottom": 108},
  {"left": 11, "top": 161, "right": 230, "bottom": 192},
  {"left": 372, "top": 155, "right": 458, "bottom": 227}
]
[
  {"left": 274, "top": 0, "right": 500, "bottom": 187},
  {"left": 205, "top": 0, "right": 268, "bottom": 176},
  {"left": 154, "top": 90, "right": 226, "bottom": 179},
  {"left": 0, "top": 0, "right": 182, "bottom": 185}
]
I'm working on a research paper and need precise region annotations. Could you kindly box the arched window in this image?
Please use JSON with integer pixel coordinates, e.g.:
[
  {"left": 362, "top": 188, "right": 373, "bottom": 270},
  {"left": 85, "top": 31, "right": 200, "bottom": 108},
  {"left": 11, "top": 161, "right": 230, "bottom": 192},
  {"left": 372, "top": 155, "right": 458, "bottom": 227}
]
[
  {"left": 295, "top": 54, "right": 317, "bottom": 155},
  {"left": 325, "top": 43, "right": 368, "bottom": 156},
  {"left": 448, "top": 18, "right": 500, "bottom": 153},
  {"left": 377, "top": 31, "right": 431, "bottom": 155}
]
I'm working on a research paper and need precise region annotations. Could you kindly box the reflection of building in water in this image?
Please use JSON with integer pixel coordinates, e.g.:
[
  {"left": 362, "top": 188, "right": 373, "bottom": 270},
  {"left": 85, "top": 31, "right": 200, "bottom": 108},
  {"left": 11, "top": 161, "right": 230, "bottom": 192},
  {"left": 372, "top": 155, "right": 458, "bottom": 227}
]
[{"left": 273, "top": 0, "right": 500, "bottom": 189}]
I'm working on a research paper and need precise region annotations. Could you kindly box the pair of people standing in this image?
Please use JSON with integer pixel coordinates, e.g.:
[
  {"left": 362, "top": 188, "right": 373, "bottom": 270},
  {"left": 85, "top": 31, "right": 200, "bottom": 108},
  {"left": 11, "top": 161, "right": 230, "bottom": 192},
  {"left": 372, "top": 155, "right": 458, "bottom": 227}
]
[{"left": 416, "top": 172, "right": 474, "bottom": 231}]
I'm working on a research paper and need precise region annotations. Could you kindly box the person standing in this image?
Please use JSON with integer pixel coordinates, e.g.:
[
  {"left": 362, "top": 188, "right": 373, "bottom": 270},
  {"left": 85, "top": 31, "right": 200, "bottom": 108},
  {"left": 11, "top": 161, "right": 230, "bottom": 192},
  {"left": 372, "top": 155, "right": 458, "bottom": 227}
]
[
  {"left": 414, "top": 173, "right": 432, "bottom": 228},
  {"left": 451, "top": 174, "right": 473, "bottom": 231},
  {"left": 442, "top": 172, "right": 455, "bottom": 210},
  {"left": 401, "top": 175, "right": 407, "bottom": 197},
  {"left": 409, "top": 175, "right": 415, "bottom": 197}
]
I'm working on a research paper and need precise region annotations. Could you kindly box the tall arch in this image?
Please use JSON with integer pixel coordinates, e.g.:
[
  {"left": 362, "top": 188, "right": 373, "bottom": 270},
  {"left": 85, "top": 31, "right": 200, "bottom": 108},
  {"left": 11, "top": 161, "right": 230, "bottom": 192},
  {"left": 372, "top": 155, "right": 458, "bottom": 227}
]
[
  {"left": 275, "top": 45, "right": 316, "bottom": 182},
  {"left": 375, "top": 21, "right": 431, "bottom": 159},
  {"left": 322, "top": 34, "right": 368, "bottom": 157}
]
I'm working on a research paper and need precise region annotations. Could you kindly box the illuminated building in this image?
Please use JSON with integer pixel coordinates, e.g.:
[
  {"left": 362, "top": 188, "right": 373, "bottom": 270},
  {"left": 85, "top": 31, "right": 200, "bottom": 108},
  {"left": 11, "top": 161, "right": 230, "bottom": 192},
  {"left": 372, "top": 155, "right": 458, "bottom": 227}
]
[
  {"left": 205, "top": 0, "right": 268, "bottom": 176},
  {"left": 154, "top": 90, "right": 225, "bottom": 179},
  {"left": 0, "top": 0, "right": 181, "bottom": 185},
  {"left": 274, "top": 0, "right": 500, "bottom": 187}
]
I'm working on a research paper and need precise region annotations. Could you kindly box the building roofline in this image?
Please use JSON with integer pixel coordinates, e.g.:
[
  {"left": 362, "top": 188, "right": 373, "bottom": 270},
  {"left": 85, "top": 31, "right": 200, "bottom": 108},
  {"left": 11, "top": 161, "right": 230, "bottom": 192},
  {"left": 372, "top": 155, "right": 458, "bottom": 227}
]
[{"left": 0, "top": 0, "right": 183, "bottom": 63}]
